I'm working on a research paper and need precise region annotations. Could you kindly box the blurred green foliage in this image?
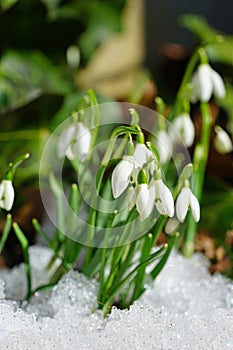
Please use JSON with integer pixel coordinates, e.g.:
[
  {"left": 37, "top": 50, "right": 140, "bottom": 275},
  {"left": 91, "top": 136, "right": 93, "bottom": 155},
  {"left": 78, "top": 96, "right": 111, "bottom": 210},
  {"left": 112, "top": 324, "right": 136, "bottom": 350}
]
[
  {"left": 0, "top": 0, "right": 126, "bottom": 183},
  {"left": 180, "top": 14, "right": 233, "bottom": 65}
]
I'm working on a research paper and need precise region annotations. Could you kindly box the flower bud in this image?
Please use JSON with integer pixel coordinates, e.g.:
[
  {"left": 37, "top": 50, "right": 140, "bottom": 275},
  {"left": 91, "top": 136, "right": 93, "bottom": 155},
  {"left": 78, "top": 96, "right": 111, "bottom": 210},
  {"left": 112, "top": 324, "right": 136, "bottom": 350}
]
[
  {"left": 214, "top": 126, "right": 233, "bottom": 154},
  {"left": 0, "top": 180, "right": 15, "bottom": 211}
]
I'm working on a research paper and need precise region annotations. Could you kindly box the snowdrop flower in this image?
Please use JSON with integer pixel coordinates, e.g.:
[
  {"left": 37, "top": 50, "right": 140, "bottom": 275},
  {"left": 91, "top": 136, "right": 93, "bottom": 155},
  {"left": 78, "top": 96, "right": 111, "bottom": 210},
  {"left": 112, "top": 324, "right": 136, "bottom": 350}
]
[
  {"left": 66, "top": 45, "right": 80, "bottom": 69},
  {"left": 169, "top": 113, "right": 195, "bottom": 147},
  {"left": 135, "top": 183, "right": 155, "bottom": 221},
  {"left": 191, "top": 64, "right": 226, "bottom": 103},
  {"left": 153, "top": 130, "right": 173, "bottom": 164},
  {"left": 111, "top": 156, "right": 138, "bottom": 198},
  {"left": 128, "top": 169, "right": 155, "bottom": 221},
  {"left": 57, "top": 122, "right": 91, "bottom": 161},
  {"left": 0, "top": 179, "right": 14, "bottom": 211},
  {"left": 165, "top": 217, "right": 180, "bottom": 234},
  {"left": 214, "top": 126, "right": 233, "bottom": 154},
  {"left": 134, "top": 143, "right": 154, "bottom": 173},
  {"left": 176, "top": 187, "right": 200, "bottom": 223},
  {"left": 153, "top": 179, "right": 174, "bottom": 217}
]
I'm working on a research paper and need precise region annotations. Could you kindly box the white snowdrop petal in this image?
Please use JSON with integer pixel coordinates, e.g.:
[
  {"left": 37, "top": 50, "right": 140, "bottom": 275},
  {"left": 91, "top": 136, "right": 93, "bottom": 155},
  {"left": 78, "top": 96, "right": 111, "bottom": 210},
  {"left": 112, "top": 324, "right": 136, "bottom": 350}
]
[
  {"left": 134, "top": 144, "right": 149, "bottom": 166},
  {"left": 155, "top": 180, "right": 174, "bottom": 217},
  {"left": 154, "top": 131, "right": 173, "bottom": 164},
  {"left": 211, "top": 69, "right": 226, "bottom": 99},
  {"left": 71, "top": 122, "right": 91, "bottom": 160},
  {"left": 136, "top": 184, "right": 151, "bottom": 221},
  {"left": 165, "top": 217, "right": 180, "bottom": 234},
  {"left": 182, "top": 115, "right": 195, "bottom": 147},
  {"left": 134, "top": 143, "right": 154, "bottom": 173},
  {"left": 146, "top": 183, "right": 156, "bottom": 214},
  {"left": 155, "top": 201, "right": 167, "bottom": 215},
  {"left": 196, "top": 64, "right": 213, "bottom": 102},
  {"left": 0, "top": 183, "right": 4, "bottom": 200},
  {"left": 57, "top": 124, "right": 76, "bottom": 158},
  {"left": 190, "top": 74, "right": 198, "bottom": 103},
  {"left": 158, "top": 181, "right": 174, "bottom": 217},
  {"left": 176, "top": 187, "right": 190, "bottom": 222},
  {"left": 66, "top": 145, "right": 76, "bottom": 160},
  {"left": 189, "top": 192, "right": 200, "bottom": 222},
  {"left": 171, "top": 114, "right": 195, "bottom": 147},
  {"left": 111, "top": 157, "right": 134, "bottom": 198},
  {"left": 1, "top": 180, "right": 14, "bottom": 211},
  {"left": 0, "top": 182, "right": 5, "bottom": 209},
  {"left": 214, "top": 127, "right": 233, "bottom": 154}
]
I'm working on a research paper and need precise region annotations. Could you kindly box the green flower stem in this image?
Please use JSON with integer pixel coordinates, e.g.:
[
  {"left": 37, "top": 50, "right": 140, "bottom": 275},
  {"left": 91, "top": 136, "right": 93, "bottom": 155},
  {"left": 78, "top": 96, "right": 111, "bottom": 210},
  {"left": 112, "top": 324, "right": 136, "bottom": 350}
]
[
  {"left": 13, "top": 223, "right": 32, "bottom": 299},
  {"left": 131, "top": 215, "right": 167, "bottom": 301},
  {"left": 82, "top": 164, "right": 107, "bottom": 269},
  {"left": 32, "top": 218, "right": 52, "bottom": 246},
  {"left": 100, "top": 211, "right": 137, "bottom": 300},
  {"left": 105, "top": 241, "right": 138, "bottom": 296},
  {"left": 150, "top": 233, "right": 179, "bottom": 279},
  {"left": 48, "top": 184, "right": 82, "bottom": 285},
  {"left": 183, "top": 102, "right": 212, "bottom": 257},
  {"left": 0, "top": 214, "right": 12, "bottom": 254},
  {"left": 62, "top": 184, "right": 83, "bottom": 266},
  {"left": 168, "top": 49, "right": 199, "bottom": 121},
  {"left": 102, "top": 126, "right": 140, "bottom": 165},
  {"left": 112, "top": 134, "right": 129, "bottom": 159},
  {"left": 102, "top": 244, "right": 167, "bottom": 315},
  {"left": 87, "top": 89, "right": 100, "bottom": 161},
  {"left": 98, "top": 212, "right": 118, "bottom": 302},
  {"left": 5, "top": 153, "right": 30, "bottom": 180},
  {"left": 49, "top": 172, "right": 65, "bottom": 247}
]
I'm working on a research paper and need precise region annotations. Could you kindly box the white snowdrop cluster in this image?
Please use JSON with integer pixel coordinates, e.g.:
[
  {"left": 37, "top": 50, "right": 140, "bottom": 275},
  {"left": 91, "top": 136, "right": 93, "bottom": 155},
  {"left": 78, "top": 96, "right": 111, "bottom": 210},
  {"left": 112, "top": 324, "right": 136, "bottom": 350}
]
[{"left": 111, "top": 142, "right": 175, "bottom": 221}]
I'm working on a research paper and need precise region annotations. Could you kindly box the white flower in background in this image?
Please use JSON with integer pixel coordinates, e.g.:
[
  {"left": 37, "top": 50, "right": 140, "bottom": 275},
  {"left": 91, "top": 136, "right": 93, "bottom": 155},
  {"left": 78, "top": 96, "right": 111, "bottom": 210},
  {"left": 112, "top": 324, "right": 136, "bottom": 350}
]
[
  {"left": 165, "top": 217, "right": 180, "bottom": 234},
  {"left": 169, "top": 113, "right": 195, "bottom": 147},
  {"left": 111, "top": 156, "right": 138, "bottom": 198},
  {"left": 176, "top": 187, "right": 200, "bottom": 223},
  {"left": 134, "top": 143, "right": 154, "bottom": 173},
  {"left": 153, "top": 130, "right": 173, "bottom": 164},
  {"left": 0, "top": 180, "right": 15, "bottom": 211},
  {"left": 57, "top": 122, "right": 91, "bottom": 161},
  {"left": 66, "top": 45, "right": 80, "bottom": 69},
  {"left": 153, "top": 179, "right": 174, "bottom": 217},
  {"left": 214, "top": 126, "right": 233, "bottom": 154},
  {"left": 191, "top": 64, "right": 226, "bottom": 103}
]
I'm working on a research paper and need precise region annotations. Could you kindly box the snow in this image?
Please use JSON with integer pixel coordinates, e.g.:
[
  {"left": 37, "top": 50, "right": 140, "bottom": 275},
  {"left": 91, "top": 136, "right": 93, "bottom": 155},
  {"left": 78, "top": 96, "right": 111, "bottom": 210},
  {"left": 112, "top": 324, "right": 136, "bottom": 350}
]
[{"left": 0, "top": 245, "right": 232, "bottom": 349}]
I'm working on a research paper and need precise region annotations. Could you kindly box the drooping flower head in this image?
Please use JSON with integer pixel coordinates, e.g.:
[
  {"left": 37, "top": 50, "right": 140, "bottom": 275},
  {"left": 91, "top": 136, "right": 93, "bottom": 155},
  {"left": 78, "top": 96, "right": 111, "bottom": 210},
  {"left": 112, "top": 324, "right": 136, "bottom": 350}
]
[
  {"left": 111, "top": 155, "right": 138, "bottom": 199},
  {"left": 111, "top": 131, "right": 174, "bottom": 221},
  {"left": 153, "top": 130, "right": 173, "bottom": 164},
  {"left": 153, "top": 179, "right": 174, "bottom": 217},
  {"left": 58, "top": 122, "right": 91, "bottom": 161},
  {"left": 0, "top": 179, "right": 14, "bottom": 211},
  {"left": 191, "top": 63, "right": 226, "bottom": 103},
  {"left": 169, "top": 113, "right": 195, "bottom": 148},
  {"left": 134, "top": 143, "right": 154, "bottom": 174},
  {"left": 214, "top": 126, "right": 233, "bottom": 154},
  {"left": 176, "top": 187, "right": 200, "bottom": 223}
]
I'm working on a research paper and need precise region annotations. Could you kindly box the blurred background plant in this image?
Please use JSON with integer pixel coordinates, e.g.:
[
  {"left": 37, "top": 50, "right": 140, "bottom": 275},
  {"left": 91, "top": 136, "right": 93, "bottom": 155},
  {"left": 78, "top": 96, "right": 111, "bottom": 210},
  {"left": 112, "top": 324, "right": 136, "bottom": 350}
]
[{"left": 0, "top": 0, "right": 232, "bottom": 278}]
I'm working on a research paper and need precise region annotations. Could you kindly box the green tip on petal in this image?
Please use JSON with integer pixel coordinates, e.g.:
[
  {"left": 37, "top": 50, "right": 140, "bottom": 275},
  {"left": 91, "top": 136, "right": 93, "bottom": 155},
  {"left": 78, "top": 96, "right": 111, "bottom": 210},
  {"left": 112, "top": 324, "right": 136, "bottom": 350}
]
[{"left": 137, "top": 169, "right": 148, "bottom": 184}]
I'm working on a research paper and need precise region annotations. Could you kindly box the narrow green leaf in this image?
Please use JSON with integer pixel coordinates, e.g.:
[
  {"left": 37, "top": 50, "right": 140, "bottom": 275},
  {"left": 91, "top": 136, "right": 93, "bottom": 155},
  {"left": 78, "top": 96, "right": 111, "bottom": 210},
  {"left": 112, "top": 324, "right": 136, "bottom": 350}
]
[
  {"left": 13, "top": 223, "right": 31, "bottom": 299},
  {"left": 0, "top": 214, "right": 12, "bottom": 254}
]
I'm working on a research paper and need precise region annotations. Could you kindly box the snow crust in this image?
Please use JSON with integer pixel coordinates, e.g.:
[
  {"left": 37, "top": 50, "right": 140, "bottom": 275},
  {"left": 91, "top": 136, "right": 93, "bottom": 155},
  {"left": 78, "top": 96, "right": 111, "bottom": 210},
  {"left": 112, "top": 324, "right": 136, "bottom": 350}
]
[{"left": 0, "top": 245, "right": 232, "bottom": 350}]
